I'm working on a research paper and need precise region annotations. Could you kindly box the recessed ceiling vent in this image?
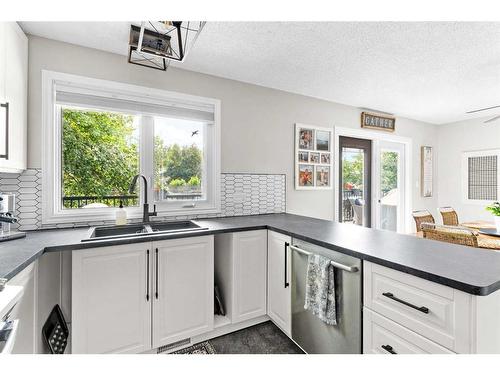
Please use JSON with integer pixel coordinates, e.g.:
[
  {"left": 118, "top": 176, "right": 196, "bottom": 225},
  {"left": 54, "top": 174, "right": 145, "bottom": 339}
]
[{"left": 128, "top": 21, "right": 206, "bottom": 71}]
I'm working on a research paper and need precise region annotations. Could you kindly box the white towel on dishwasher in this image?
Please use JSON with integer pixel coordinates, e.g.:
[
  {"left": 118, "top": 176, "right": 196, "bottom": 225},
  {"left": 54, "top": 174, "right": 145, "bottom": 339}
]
[{"left": 304, "top": 254, "right": 337, "bottom": 325}]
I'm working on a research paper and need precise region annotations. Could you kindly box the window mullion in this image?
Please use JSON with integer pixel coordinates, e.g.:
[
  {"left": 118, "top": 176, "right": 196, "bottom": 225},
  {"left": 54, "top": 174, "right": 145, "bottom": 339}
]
[{"left": 140, "top": 115, "right": 155, "bottom": 207}]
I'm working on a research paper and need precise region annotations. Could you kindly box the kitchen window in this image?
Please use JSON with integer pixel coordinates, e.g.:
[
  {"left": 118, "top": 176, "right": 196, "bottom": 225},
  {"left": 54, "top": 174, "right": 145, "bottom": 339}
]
[
  {"left": 462, "top": 149, "right": 500, "bottom": 204},
  {"left": 42, "top": 71, "right": 220, "bottom": 224}
]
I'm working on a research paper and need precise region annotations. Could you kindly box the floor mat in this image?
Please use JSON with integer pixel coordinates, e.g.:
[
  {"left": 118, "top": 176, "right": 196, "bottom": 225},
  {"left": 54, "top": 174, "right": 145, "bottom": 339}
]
[{"left": 170, "top": 341, "right": 216, "bottom": 354}]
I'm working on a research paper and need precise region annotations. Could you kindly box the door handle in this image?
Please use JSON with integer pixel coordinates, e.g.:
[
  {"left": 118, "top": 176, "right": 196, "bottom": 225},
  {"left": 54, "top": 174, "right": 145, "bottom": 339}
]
[
  {"left": 146, "top": 249, "right": 150, "bottom": 301},
  {"left": 382, "top": 292, "right": 429, "bottom": 314},
  {"left": 284, "top": 242, "right": 290, "bottom": 288},
  {"left": 155, "top": 248, "right": 159, "bottom": 300},
  {"left": 381, "top": 344, "right": 397, "bottom": 354}
]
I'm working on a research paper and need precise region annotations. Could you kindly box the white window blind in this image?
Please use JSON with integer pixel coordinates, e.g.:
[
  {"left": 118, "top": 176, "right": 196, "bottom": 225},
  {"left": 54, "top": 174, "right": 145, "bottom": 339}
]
[
  {"left": 468, "top": 155, "right": 498, "bottom": 200},
  {"left": 55, "top": 85, "right": 215, "bottom": 123},
  {"left": 463, "top": 150, "right": 500, "bottom": 203}
]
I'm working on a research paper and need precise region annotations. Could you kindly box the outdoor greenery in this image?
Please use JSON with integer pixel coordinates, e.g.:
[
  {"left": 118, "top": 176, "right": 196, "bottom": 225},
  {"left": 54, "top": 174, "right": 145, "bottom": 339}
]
[
  {"left": 62, "top": 108, "right": 202, "bottom": 207},
  {"left": 342, "top": 152, "right": 364, "bottom": 189},
  {"left": 486, "top": 202, "right": 500, "bottom": 217},
  {"left": 342, "top": 150, "right": 398, "bottom": 193},
  {"left": 154, "top": 141, "right": 202, "bottom": 191},
  {"left": 380, "top": 151, "right": 398, "bottom": 193},
  {"left": 62, "top": 109, "right": 139, "bottom": 199}
]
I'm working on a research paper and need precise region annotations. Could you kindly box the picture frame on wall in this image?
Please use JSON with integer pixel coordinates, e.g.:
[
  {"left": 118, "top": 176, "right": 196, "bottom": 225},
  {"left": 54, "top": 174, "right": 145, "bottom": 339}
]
[
  {"left": 421, "top": 146, "right": 433, "bottom": 197},
  {"left": 295, "top": 123, "right": 333, "bottom": 190}
]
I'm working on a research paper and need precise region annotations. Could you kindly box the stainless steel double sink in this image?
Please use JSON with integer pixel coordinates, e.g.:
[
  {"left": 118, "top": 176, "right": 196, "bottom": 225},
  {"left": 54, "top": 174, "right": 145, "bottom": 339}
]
[{"left": 82, "top": 221, "right": 208, "bottom": 242}]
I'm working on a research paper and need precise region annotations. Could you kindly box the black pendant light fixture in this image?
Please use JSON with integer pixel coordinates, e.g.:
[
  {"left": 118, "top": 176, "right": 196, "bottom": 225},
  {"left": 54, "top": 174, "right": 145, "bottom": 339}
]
[{"left": 128, "top": 21, "right": 206, "bottom": 71}]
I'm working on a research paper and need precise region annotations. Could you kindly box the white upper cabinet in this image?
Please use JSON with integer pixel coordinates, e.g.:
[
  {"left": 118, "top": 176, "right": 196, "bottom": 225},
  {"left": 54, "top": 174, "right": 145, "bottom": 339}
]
[
  {"left": 152, "top": 236, "right": 214, "bottom": 348},
  {"left": 72, "top": 243, "right": 152, "bottom": 354},
  {"left": 0, "top": 22, "right": 27, "bottom": 173},
  {"left": 267, "top": 230, "right": 292, "bottom": 336}
]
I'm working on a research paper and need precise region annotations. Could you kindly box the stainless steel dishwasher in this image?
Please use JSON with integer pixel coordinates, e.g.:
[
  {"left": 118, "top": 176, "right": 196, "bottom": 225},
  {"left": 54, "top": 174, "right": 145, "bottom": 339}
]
[{"left": 291, "top": 238, "right": 362, "bottom": 354}]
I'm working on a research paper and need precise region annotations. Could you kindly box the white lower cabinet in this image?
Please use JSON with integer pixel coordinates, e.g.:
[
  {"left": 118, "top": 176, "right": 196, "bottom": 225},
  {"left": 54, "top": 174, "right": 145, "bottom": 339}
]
[
  {"left": 267, "top": 230, "right": 291, "bottom": 336},
  {"left": 363, "top": 308, "right": 453, "bottom": 354},
  {"left": 363, "top": 261, "right": 500, "bottom": 354},
  {"left": 72, "top": 236, "right": 214, "bottom": 354},
  {"left": 215, "top": 230, "right": 268, "bottom": 324},
  {"left": 152, "top": 236, "right": 214, "bottom": 347},
  {"left": 232, "top": 230, "right": 268, "bottom": 323},
  {"left": 72, "top": 243, "right": 152, "bottom": 354}
]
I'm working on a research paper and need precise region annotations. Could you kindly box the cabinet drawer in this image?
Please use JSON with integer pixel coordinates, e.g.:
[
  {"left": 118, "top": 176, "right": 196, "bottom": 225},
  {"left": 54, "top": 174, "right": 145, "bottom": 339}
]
[
  {"left": 363, "top": 262, "right": 472, "bottom": 353},
  {"left": 363, "top": 308, "right": 453, "bottom": 354}
]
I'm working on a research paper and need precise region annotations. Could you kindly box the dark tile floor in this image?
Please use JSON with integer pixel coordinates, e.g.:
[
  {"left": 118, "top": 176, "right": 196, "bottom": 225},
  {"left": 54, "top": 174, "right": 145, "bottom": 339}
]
[{"left": 209, "top": 321, "right": 304, "bottom": 354}]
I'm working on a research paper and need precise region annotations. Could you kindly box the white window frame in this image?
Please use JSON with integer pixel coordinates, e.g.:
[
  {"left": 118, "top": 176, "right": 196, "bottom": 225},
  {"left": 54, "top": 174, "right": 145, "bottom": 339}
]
[
  {"left": 462, "top": 149, "right": 500, "bottom": 205},
  {"left": 42, "top": 70, "right": 221, "bottom": 224}
]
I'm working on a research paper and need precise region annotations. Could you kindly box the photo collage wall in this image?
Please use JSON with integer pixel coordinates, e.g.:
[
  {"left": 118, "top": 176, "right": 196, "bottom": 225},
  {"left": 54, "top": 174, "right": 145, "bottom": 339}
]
[{"left": 295, "top": 124, "right": 333, "bottom": 190}]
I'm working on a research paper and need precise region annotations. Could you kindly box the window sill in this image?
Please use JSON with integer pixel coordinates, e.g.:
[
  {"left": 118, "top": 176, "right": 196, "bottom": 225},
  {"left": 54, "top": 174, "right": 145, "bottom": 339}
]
[{"left": 42, "top": 206, "right": 221, "bottom": 226}]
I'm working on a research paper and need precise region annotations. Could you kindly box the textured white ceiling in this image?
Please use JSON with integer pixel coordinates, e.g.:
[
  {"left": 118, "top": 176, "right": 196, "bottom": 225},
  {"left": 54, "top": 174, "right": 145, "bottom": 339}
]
[{"left": 20, "top": 21, "right": 500, "bottom": 124}]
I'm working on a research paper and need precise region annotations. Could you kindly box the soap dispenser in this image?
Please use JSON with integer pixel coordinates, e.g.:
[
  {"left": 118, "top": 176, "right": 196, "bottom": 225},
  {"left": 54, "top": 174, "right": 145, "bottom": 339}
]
[{"left": 115, "top": 201, "right": 127, "bottom": 225}]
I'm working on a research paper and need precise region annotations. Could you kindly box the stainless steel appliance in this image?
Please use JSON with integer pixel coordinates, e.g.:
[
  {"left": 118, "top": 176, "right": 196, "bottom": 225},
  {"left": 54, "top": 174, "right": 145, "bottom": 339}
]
[
  {"left": 0, "top": 285, "right": 23, "bottom": 354},
  {"left": 0, "top": 193, "right": 26, "bottom": 242},
  {"left": 291, "top": 238, "right": 362, "bottom": 354}
]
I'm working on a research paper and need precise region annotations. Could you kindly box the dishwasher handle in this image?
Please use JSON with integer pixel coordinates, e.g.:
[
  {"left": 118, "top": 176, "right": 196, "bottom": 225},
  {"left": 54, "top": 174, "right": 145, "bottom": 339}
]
[{"left": 289, "top": 245, "right": 359, "bottom": 273}]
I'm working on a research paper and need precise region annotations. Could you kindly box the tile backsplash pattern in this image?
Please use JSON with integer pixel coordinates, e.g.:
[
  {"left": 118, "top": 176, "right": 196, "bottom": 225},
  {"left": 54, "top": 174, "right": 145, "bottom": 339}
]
[
  {"left": 0, "top": 169, "right": 42, "bottom": 231},
  {"left": 0, "top": 169, "right": 285, "bottom": 231}
]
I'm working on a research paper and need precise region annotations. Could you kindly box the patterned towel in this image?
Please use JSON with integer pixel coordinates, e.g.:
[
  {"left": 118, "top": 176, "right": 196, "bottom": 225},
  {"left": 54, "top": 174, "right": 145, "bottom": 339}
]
[{"left": 304, "top": 254, "right": 337, "bottom": 325}]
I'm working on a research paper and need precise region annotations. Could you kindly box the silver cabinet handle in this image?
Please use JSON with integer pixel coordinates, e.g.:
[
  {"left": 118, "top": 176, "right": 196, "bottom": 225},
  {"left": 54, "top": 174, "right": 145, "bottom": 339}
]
[{"left": 289, "top": 245, "right": 359, "bottom": 273}]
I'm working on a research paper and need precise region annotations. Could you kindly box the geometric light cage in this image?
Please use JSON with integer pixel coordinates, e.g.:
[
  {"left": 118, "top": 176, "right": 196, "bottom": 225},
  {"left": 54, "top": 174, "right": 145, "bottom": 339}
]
[{"left": 128, "top": 21, "right": 206, "bottom": 71}]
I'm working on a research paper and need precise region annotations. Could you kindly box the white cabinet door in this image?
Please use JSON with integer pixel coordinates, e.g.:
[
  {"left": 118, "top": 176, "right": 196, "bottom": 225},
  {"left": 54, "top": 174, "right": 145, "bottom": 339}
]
[
  {"left": 0, "top": 22, "right": 27, "bottom": 172},
  {"left": 232, "top": 230, "right": 268, "bottom": 323},
  {"left": 267, "top": 230, "right": 291, "bottom": 336},
  {"left": 0, "top": 23, "right": 6, "bottom": 101},
  {"left": 72, "top": 244, "right": 152, "bottom": 354},
  {"left": 152, "top": 236, "right": 214, "bottom": 347}
]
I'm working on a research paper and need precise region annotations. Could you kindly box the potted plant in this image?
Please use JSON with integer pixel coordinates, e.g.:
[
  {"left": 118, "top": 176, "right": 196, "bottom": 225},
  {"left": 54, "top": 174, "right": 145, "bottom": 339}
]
[{"left": 486, "top": 202, "right": 500, "bottom": 232}]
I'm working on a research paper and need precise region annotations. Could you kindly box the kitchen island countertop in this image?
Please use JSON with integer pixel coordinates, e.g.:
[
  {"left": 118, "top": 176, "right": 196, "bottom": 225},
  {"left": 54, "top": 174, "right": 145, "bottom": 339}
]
[{"left": 1, "top": 213, "right": 500, "bottom": 296}]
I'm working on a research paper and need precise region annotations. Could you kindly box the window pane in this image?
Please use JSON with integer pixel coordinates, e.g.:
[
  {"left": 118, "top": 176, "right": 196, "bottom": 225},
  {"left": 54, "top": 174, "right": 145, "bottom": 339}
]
[
  {"left": 153, "top": 116, "right": 205, "bottom": 202},
  {"left": 61, "top": 107, "right": 140, "bottom": 209}
]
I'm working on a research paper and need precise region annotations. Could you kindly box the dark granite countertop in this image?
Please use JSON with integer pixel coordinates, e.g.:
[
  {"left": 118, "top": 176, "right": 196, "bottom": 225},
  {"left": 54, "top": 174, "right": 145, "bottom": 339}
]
[{"left": 1, "top": 213, "right": 500, "bottom": 296}]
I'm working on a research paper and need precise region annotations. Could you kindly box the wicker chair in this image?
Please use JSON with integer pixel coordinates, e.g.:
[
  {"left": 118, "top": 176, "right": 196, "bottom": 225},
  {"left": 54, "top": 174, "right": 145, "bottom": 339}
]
[
  {"left": 412, "top": 210, "right": 435, "bottom": 233},
  {"left": 439, "top": 207, "right": 459, "bottom": 226},
  {"left": 421, "top": 223, "right": 479, "bottom": 247}
]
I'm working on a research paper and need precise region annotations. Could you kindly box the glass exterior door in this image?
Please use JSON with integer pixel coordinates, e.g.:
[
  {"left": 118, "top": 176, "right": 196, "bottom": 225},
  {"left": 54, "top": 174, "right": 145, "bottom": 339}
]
[
  {"left": 376, "top": 141, "right": 405, "bottom": 232},
  {"left": 339, "top": 137, "right": 372, "bottom": 227}
]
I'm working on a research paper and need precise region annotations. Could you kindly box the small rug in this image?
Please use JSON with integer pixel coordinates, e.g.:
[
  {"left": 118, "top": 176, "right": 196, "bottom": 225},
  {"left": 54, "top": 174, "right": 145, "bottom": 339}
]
[{"left": 170, "top": 341, "right": 216, "bottom": 354}]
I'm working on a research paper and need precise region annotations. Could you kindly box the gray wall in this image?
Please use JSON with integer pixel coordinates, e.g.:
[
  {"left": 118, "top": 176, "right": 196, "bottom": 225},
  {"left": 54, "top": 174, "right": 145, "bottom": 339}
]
[
  {"left": 437, "top": 116, "right": 500, "bottom": 222},
  {"left": 27, "top": 35, "right": 439, "bottom": 222}
]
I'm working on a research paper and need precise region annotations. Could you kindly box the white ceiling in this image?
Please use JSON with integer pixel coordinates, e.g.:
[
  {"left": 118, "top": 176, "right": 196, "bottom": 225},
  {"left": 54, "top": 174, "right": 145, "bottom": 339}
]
[{"left": 20, "top": 21, "right": 500, "bottom": 124}]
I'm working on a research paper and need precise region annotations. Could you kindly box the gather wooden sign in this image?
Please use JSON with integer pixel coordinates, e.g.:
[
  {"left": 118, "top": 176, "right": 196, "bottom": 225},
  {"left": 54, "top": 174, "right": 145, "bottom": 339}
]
[{"left": 361, "top": 112, "right": 395, "bottom": 132}]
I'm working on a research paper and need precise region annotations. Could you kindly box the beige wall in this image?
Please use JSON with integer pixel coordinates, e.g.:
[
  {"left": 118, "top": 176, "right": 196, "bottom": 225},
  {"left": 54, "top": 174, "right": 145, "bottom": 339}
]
[
  {"left": 437, "top": 117, "right": 500, "bottom": 222},
  {"left": 27, "top": 35, "right": 439, "bottom": 222}
]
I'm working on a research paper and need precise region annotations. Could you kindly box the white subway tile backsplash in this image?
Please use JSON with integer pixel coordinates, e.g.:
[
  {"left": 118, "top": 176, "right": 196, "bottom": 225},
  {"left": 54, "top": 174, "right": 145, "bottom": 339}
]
[{"left": 0, "top": 169, "right": 286, "bottom": 231}]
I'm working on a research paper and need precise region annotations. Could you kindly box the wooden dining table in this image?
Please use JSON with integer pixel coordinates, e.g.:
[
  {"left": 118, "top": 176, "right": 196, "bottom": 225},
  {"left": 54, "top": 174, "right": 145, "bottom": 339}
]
[{"left": 414, "top": 220, "right": 500, "bottom": 250}]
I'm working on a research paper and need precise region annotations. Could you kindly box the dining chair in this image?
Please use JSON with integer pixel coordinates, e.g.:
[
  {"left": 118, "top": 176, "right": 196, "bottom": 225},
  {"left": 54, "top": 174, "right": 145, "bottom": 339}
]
[
  {"left": 421, "top": 223, "right": 479, "bottom": 248},
  {"left": 412, "top": 210, "right": 435, "bottom": 233},
  {"left": 439, "top": 206, "right": 459, "bottom": 226}
]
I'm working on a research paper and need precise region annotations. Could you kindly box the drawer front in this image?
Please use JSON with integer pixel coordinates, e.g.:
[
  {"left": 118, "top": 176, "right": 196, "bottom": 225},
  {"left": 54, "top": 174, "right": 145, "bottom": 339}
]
[
  {"left": 364, "top": 262, "right": 471, "bottom": 353},
  {"left": 363, "top": 308, "right": 454, "bottom": 354}
]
